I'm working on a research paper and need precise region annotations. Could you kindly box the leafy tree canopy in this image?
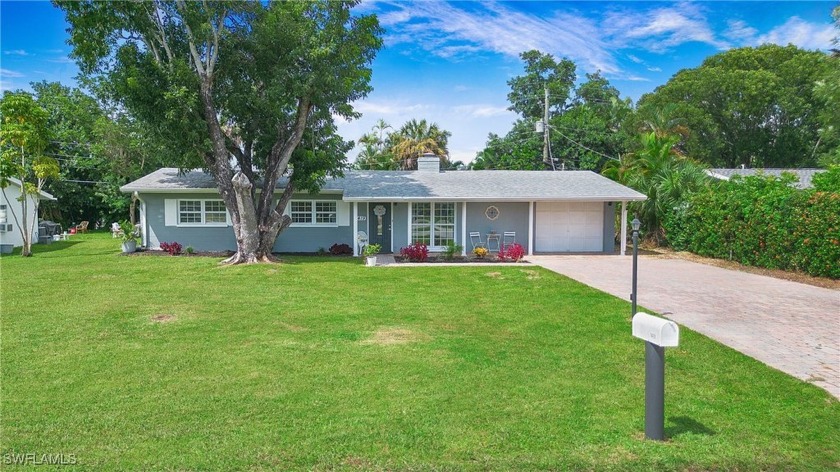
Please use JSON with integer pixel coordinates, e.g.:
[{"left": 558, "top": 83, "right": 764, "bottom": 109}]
[
  {"left": 0, "top": 91, "right": 60, "bottom": 256},
  {"left": 56, "top": 0, "right": 383, "bottom": 263},
  {"left": 636, "top": 44, "right": 831, "bottom": 168}
]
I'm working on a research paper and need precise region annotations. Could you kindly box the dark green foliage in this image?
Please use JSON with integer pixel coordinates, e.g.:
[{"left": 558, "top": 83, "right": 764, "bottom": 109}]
[
  {"left": 637, "top": 45, "right": 831, "bottom": 168},
  {"left": 32, "top": 81, "right": 170, "bottom": 227},
  {"left": 664, "top": 174, "right": 840, "bottom": 278},
  {"left": 475, "top": 66, "right": 632, "bottom": 171},
  {"left": 812, "top": 166, "right": 840, "bottom": 192}
]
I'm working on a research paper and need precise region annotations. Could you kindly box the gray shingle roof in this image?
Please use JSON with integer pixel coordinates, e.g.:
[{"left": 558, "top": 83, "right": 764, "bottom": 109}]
[
  {"left": 707, "top": 168, "right": 825, "bottom": 189},
  {"left": 121, "top": 167, "right": 646, "bottom": 202}
]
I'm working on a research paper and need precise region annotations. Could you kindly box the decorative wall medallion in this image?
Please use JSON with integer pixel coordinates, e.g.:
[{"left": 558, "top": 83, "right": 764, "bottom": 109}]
[{"left": 485, "top": 205, "right": 500, "bottom": 220}]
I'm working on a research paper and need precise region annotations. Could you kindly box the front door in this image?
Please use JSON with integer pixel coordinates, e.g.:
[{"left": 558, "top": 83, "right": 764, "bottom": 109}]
[{"left": 368, "top": 203, "right": 391, "bottom": 253}]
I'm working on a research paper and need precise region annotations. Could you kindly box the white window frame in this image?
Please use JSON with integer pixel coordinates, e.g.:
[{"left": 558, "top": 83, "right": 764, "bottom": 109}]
[
  {"left": 289, "top": 200, "right": 338, "bottom": 227},
  {"left": 177, "top": 199, "right": 230, "bottom": 227},
  {"left": 411, "top": 202, "right": 455, "bottom": 250}
]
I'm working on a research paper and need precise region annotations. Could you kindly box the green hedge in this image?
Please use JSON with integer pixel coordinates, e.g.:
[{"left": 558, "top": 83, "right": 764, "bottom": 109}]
[{"left": 664, "top": 173, "right": 840, "bottom": 279}]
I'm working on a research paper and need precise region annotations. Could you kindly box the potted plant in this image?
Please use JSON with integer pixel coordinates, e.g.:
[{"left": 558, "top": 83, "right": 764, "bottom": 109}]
[
  {"left": 119, "top": 220, "right": 139, "bottom": 253},
  {"left": 363, "top": 243, "right": 381, "bottom": 266}
]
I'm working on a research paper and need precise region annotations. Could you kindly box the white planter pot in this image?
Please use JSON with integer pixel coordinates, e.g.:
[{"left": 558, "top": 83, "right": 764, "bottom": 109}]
[
  {"left": 365, "top": 256, "right": 377, "bottom": 267},
  {"left": 121, "top": 240, "right": 137, "bottom": 253}
]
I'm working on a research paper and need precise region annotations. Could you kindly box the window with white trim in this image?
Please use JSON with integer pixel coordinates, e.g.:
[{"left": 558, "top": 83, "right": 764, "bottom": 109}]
[
  {"left": 178, "top": 200, "right": 228, "bottom": 225},
  {"left": 290, "top": 200, "right": 337, "bottom": 225},
  {"left": 411, "top": 202, "right": 455, "bottom": 247}
]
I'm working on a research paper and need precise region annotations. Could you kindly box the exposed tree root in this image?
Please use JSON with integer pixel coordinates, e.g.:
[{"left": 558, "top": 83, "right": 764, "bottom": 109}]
[{"left": 220, "top": 252, "right": 279, "bottom": 265}]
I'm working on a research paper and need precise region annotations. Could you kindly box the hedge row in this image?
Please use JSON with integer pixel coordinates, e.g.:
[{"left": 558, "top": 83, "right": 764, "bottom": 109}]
[{"left": 663, "top": 173, "right": 840, "bottom": 279}]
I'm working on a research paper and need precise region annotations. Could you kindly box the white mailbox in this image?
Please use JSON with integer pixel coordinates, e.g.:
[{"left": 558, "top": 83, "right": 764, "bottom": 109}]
[{"left": 632, "top": 312, "right": 679, "bottom": 347}]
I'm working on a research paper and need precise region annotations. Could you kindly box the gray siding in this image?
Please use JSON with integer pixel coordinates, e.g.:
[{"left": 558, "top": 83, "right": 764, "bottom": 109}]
[
  {"left": 603, "top": 202, "right": 616, "bottom": 253},
  {"left": 141, "top": 192, "right": 352, "bottom": 253},
  {"left": 464, "top": 201, "right": 530, "bottom": 253},
  {"left": 142, "top": 193, "right": 236, "bottom": 251}
]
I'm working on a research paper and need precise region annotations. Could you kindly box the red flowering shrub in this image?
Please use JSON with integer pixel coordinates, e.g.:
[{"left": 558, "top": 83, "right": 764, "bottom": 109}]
[
  {"left": 329, "top": 243, "right": 353, "bottom": 255},
  {"left": 160, "top": 241, "right": 182, "bottom": 255},
  {"left": 505, "top": 243, "right": 525, "bottom": 262},
  {"left": 496, "top": 243, "right": 525, "bottom": 262},
  {"left": 400, "top": 242, "right": 429, "bottom": 262}
]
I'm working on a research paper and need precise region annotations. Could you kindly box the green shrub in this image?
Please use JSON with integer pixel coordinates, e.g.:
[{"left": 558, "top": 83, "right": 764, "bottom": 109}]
[{"left": 664, "top": 174, "right": 839, "bottom": 279}]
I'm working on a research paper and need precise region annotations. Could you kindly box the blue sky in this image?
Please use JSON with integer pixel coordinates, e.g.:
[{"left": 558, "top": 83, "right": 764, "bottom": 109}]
[{"left": 1, "top": 1, "right": 836, "bottom": 164}]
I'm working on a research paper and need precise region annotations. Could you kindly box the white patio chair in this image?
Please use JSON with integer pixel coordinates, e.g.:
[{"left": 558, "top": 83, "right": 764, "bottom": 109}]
[
  {"left": 111, "top": 222, "right": 123, "bottom": 238},
  {"left": 357, "top": 231, "right": 368, "bottom": 254},
  {"left": 469, "top": 231, "right": 485, "bottom": 250},
  {"left": 503, "top": 231, "right": 516, "bottom": 248}
]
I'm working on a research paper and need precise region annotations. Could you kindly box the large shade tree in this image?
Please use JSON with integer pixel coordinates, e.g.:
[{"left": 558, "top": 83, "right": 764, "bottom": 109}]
[
  {"left": 56, "top": 0, "right": 382, "bottom": 263},
  {"left": 636, "top": 44, "right": 830, "bottom": 168}
]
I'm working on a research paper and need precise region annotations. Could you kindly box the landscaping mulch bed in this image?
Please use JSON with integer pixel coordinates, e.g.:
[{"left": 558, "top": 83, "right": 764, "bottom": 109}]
[
  {"left": 125, "top": 248, "right": 234, "bottom": 258},
  {"left": 393, "top": 255, "right": 528, "bottom": 264}
]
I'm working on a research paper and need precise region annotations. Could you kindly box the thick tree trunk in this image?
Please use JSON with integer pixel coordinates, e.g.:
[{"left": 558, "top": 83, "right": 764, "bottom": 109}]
[{"left": 221, "top": 172, "right": 289, "bottom": 264}]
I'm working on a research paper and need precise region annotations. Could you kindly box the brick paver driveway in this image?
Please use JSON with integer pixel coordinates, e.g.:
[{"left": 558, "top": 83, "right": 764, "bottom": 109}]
[{"left": 527, "top": 255, "right": 840, "bottom": 399}]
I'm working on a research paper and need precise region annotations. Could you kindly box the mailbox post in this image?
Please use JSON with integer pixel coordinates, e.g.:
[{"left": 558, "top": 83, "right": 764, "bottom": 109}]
[{"left": 632, "top": 312, "right": 679, "bottom": 441}]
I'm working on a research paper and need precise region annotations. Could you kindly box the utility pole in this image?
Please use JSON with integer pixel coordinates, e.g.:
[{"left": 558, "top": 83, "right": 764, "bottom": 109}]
[{"left": 542, "top": 86, "right": 550, "bottom": 168}]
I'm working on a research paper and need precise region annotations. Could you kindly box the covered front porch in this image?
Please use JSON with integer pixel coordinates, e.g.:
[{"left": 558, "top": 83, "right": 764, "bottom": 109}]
[{"left": 350, "top": 200, "right": 636, "bottom": 257}]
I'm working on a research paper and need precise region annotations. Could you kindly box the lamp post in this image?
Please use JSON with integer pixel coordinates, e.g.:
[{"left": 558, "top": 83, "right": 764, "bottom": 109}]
[{"left": 631, "top": 217, "right": 641, "bottom": 318}]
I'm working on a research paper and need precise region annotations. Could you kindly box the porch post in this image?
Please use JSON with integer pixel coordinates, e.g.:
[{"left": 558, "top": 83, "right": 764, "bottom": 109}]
[
  {"left": 528, "top": 201, "right": 534, "bottom": 256},
  {"left": 461, "top": 201, "right": 467, "bottom": 256},
  {"left": 620, "top": 201, "right": 628, "bottom": 256},
  {"left": 407, "top": 202, "right": 412, "bottom": 246},
  {"left": 353, "top": 201, "right": 359, "bottom": 256}
]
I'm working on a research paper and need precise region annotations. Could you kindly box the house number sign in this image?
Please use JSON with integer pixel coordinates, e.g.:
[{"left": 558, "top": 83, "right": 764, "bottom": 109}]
[{"left": 373, "top": 205, "right": 386, "bottom": 236}]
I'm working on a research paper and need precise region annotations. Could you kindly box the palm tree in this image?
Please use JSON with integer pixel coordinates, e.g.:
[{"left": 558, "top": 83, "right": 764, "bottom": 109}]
[
  {"left": 355, "top": 119, "right": 396, "bottom": 170},
  {"left": 389, "top": 119, "right": 451, "bottom": 170},
  {"left": 603, "top": 132, "right": 708, "bottom": 244}
]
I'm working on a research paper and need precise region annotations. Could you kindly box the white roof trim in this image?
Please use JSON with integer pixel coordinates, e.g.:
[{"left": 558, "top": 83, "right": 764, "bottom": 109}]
[
  {"left": 343, "top": 196, "right": 647, "bottom": 202},
  {"left": 5, "top": 177, "right": 57, "bottom": 201}
]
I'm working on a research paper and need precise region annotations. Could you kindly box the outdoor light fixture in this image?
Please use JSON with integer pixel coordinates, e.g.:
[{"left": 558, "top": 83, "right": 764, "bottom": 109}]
[{"left": 631, "top": 217, "right": 641, "bottom": 319}]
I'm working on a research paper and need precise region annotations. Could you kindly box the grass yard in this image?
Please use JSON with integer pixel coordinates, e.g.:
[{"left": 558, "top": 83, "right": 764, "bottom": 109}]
[{"left": 1, "top": 233, "right": 838, "bottom": 470}]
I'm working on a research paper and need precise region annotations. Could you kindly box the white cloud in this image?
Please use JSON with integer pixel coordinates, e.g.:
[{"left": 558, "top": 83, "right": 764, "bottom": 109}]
[
  {"left": 379, "top": 1, "right": 619, "bottom": 74},
  {"left": 723, "top": 19, "right": 758, "bottom": 43},
  {"left": 3, "top": 49, "right": 29, "bottom": 56},
  {"left": 624, "top": 76, "right": 651, "bottom": 82},
  {"left": 647, "top": 67, "right": 662, "bottom": 72},
  {"left": 0, "top": 68, "right": 24, "bottom": 78},
  {"left": 756, "top": 17, "right": 836, "bottom": 51},
  {"left": 354, "top": 100, "right": 429, "bottom": 116},
  {"left": 0, "top": 79, "right": 16, "bottom": 91},
  {"left": 451, "top": 104, "right": 513, "bottom": 118},
  {"left": 627, "top": 54, "right": 644, "bottom": 64},
  {"left": 48, "top": 57, "right": 75, "bottom": 64},
  {"left": 602, "top": 2, "right": 729, "bottom": 52}
]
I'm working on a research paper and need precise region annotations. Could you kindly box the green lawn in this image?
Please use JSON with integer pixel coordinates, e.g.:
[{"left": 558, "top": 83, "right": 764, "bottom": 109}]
[{"left": 1, "top": 233, "right": 838, "bottom": 470}]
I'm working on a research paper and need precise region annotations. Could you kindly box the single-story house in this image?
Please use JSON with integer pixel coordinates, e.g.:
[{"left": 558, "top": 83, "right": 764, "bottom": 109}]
[
  {"left": 706, "top": 168, "right": 825, "bottom": 189},
  {"left": 0, "top": 177, "right": 57, "bottom": 248},
  {"left": 121, "top": 155, "right": 646, "bottom": 256}
]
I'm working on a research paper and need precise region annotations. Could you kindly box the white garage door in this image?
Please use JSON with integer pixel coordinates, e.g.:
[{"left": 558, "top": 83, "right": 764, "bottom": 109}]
[{"left": 535, "top": 202, "right": 604, "bottom": 252}]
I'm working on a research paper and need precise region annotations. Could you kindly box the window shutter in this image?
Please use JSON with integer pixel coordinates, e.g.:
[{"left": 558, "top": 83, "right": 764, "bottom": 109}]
[
  {"left": 337, "top": 201, "right": 350, "bottom": 226},
  {"left": 164, "top": 199, "right": 177, "bottom": 226}
]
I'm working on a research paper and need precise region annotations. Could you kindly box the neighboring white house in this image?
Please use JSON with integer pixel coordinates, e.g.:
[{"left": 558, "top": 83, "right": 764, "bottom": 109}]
[{"left": 0, "top": 177, "right": 57, "bottom": 248}]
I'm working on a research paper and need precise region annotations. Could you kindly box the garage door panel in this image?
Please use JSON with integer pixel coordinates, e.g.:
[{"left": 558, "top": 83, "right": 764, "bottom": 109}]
[{"left": 536, "top": 202, "right": 603, "bottom": 252}]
